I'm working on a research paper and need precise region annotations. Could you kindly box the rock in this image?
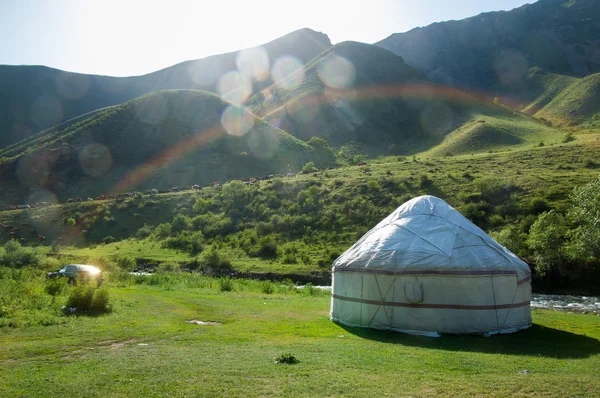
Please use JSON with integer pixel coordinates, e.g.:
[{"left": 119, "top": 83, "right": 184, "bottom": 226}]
[{"left": 519, "top": 370, "right": 532, "bottom": 374}]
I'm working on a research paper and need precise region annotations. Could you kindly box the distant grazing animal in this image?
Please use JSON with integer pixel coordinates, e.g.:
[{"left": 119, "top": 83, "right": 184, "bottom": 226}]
[
  {"left": 191, "top": 185, "right": 200, "bottom": 190},
  {"left": 170, "top": 187, "right": 179, "bottom": 192},
  {"left": 77, "top": 198, "right": 83, "bottom": 202},
  {"left": 96, "top": 195, "right": 106, "bottom": 200},
  {"left": 87, "top": 197, "right": 93, "bottom": 202},
  {"left": 67, "top": 199, "right": 74, "bottom": 203},
  {"left": 37, "top": 234, "right": 46, "bottom": 242},
  {"left": 151, "top": 189, "right": 159, "bottom": 195}
]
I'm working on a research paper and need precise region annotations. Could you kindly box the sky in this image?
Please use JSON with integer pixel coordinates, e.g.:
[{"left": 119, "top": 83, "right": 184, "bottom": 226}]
[{"left": 1, "top": 0, "right": 533, "bottom": 77}]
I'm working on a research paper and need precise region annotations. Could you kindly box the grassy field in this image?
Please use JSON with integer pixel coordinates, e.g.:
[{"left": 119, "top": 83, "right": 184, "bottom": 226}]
[
  {"left": 1, "top": 280, "right": 599, "bottom": 397},
  {"left": 1, "top": 130, "right": 599, "bottom": 279}
]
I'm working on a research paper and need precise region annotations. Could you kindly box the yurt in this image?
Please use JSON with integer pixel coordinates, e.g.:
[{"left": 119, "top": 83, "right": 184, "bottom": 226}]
[{"left": 330, "top": 195, "right": 531, "bottom": 336}]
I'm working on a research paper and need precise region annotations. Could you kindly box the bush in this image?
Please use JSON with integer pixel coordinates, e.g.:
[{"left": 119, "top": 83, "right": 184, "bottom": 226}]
[
  {"left": 136, "top": 224, "right": 153, "bottom": 239},
  {"left": 527, "top": 211, "right": 568, "bottom": 278},
  {"left": 102, "top": 236, "right": 115, "bottom": 244},
  {"left": 0, "top": 240, "right": 43, "bottom": 268},
  {"left": 115, "top": 256, "right": 136, "bottom": 271},
  {"left": 156, "top": 262, "right": 181, "bottom": 274},
  {"left": 171, "top": 214, "right": 191, "bottom": 233},
  {"left": 202, "top": 248, "right": 233, "bottom": 276},
  {"left": 154, "top": 223, "right": 172, "bottom": 239},
  {"left": 301, "top": 161, "right": 317, "bottom": 173},
  {"left": 219, "top": 277, "right": 233, "bottom": 292},
  {"left": 66, "top": 284, "right": 111, "bottom": 314},
  {"left": 274, "top": 353, "right": 299, "bottom": 364},
  {"left": 528, "top": 197, "right": 551, "bottom": 215},
  {"left": 255, "top": 236, "right": 278, "bottom": 258},
  {"left": 260, "top": 281, "right": 275, "bottom": 294}
]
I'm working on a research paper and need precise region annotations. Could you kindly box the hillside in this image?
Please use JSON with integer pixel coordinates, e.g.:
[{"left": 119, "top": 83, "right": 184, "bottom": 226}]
[
  {"left": 0, "top": 90, "right": 335, "bottom": 205},
  {"left": 0, "top": 28, "right": 331, "bottom": 147},
  {"left": 534, "top": 73, "right": 600, "bottom": 127},
  {"left": 1, "top": 132, "right": 599, "bottom": 282},
  {"left": 376, "top": 0, "right": 600, "bottom": 95},
  {"left": 247, "top": 41, "right": 559, "bottom": 156}
]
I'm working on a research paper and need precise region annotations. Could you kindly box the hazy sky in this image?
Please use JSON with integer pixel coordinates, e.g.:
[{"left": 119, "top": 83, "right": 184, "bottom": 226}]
[{"left": 1, "top": 0, "right": 533, "bottom": 77}]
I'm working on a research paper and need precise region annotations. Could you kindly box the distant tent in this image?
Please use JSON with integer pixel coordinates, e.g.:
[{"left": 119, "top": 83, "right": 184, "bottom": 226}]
[{"left": 330, "top": 195, "right": 531, "bottom": 336}]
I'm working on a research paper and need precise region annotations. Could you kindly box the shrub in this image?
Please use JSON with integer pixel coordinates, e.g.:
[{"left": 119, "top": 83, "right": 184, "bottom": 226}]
[
  {"left": 301, "top": 161, "right": 317, "bottom": 173},
  {"left": 102, "top": 236, "right": 115, "bottom": 244},
  {"left": 154, "top": 223, "right": 172, "bottom": 239},
  {"left": 281, "top": 253, "right": 297, "bottom": 264},
  {"left": 202, "top": 248, "right": 233, "bottom": 276},
  {"left": 528, "top": 197, "right": 551, "bottom": 215},
  {"left": 136, "top": 224, "right": 153, "bottom": 239},
  {"left": 156, "top": 261, "right": 181, "bottom": 274},
  {"left": 260, "top": 281, "right": 275, "bottom": 294},
  {"left": 0, "top": 240, "right": 43, "bottom": 268},
  {"left": 255, "top": 236, "right": 278, "bottom": 258},
  {"left": 218, "top": 277, "right": 233, "bottom": 292},
  {"left": 66, "top": 284, "right": 111, "bottom": 314},
  {"left": 90, "top": 287, "right": 111, "bottom": 313},
  {"left": 274, "top": 353, "right": 299, "bottom": 364},
  {"left": 45, "top": 277, "right": 68, "bottom": 296},
  {"left": 115, "top": 256, "right": 136, "bottom": 271},
  {"left": 171, "top": 214, "right": 191, "bottom": 233}
]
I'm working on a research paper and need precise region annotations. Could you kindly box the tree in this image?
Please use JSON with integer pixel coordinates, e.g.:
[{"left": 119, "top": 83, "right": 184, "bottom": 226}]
[
  {"left": 526, "top": 210, "right": 567, "bottom": 279},
  {"left": 567, "top": 175, "right": 600, "bottom": 261}
]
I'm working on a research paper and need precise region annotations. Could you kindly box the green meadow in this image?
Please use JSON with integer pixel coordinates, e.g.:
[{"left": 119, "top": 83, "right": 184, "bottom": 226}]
[{"left": 1, "top": 274, "right": 599, "bottom": 397}]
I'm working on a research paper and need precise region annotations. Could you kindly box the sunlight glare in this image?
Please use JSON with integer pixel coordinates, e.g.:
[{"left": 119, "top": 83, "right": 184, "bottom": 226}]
[
  {"left": 271, "top": 56, "right": 304, "bottom": 90},
  {"left": 217, "top": 70, "right": 252, "bottom": 104},
  {"left": 79, "top": 143, "right": 113, "bottom": 177},
  {"left": 318, "top": 54, "right": 355, "bottom": 89},
  {"left": 236, "top": 46, "right": 270, "bottom": 82},
  {"left": 221, "top": 105, "right": 254, "bottom": 136}
]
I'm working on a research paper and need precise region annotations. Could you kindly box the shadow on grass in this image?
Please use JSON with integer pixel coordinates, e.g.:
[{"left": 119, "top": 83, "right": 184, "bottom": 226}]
[{"left": 338, "top": 323, "right": 600, "bottom": 359}]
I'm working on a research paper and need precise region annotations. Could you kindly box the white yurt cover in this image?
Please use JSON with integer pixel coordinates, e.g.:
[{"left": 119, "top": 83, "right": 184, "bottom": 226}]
[{"left": 330, "top": 195, "right": 531, "bottom": 336}]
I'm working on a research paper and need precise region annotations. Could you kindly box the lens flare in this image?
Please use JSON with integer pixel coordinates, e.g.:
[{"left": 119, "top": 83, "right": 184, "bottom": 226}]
[
  {"left": 271, "top": 56, "right": 304, "bottom": 90},
  {"left": 493, "top": 50, "right": 528, "bottom": 86},
  {"left": 30, "top": 95, "right": 63, "bottom": 128},
  {"left": 79, "top": 143, "right": 112, "bottom": 177},
  {"left": 237, "top": 46, "right": 270, "bottom": 82},
  {"left": 55, "top": 73, "right": 90, "bottom": 99},
  {"left": 318, "top": 54, "right": 356, "bottom": 89},
  {"left": 188, "top": 62, "right": 219, "bottom": 87},
  {"left": 221, "top": 105, "right": 254, "bottom": 136},
  {"left": 134, "top": 95, "right": 167, "bottom": 124},
  {"left": 248, "top": 127, "right": 280, "bottom": 159},
  {"left": 218, "top": 71, "right": 252, "bottom": 104},
  {"left": 286, "top": 98, "right": 319, "bottom": 123}
]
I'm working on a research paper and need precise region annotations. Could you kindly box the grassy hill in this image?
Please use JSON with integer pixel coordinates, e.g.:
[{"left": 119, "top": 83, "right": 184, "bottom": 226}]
[
  {"left": 1, "top": 131, "right": 598, "bottom": 281},
  {"left": 376, "top": 0, "right": 600, "bottom": 92},
  {"left": 0, "top": 90, "right": 335, "bottom": 204},
  {"left": 0, "top": 28, "right": 331, "bottom": 147},
  {"left": 534, "top": 73, "right": 600, "bottom": 127},
  {"left": 247, "top": 41, "right": 552, "bottom": 156}
]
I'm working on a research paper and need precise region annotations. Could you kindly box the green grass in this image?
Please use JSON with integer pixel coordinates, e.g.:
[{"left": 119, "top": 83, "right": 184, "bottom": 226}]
[
  {"left": 422, "top": 111, "right": 561, "bottom": 157},
  {"left": 535, "top": 73, "right": 600, "bottom": 127},
  {"left": 1, "top": 282, "right": 599, "bottom": 397},
  {"left": 2, "top": 132, "right": 599, "bottom": 278}
]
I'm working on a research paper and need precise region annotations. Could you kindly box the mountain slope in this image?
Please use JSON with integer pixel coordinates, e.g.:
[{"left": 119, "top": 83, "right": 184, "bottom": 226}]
[
  {"left": 376, "top": 0, "right": 600, "bottom": 94},
  {"left": 534, "top": 73, "right": 600, "bottom": 127},
  {"left": 0, "top": 90, "right": 333, "bottom": 205},
  {"left": 248, "top": 41, "right": 552, "bottom": 156},
  {"left": 0, "top": 28, "right": 331, "bottom": 147}
]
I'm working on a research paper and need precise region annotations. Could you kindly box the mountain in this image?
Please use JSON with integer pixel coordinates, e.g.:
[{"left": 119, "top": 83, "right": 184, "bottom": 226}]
[
  {"left": 247, "top": 41, "right": 554, "bottom": 156},
  {"left": 0, "top": 90, "right": 335, "bottom": 204},
  {"left": 0, "top": 28, "right": 331, "bottom": 147},
  {"left": 376, "top": 0, "right": 600, "bottom": 95}
]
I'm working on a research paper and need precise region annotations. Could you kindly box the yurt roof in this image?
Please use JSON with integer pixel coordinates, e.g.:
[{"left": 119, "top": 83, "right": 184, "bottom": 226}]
[{"left": 333, "top": 195, "right": 530, "bottom": 278}]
